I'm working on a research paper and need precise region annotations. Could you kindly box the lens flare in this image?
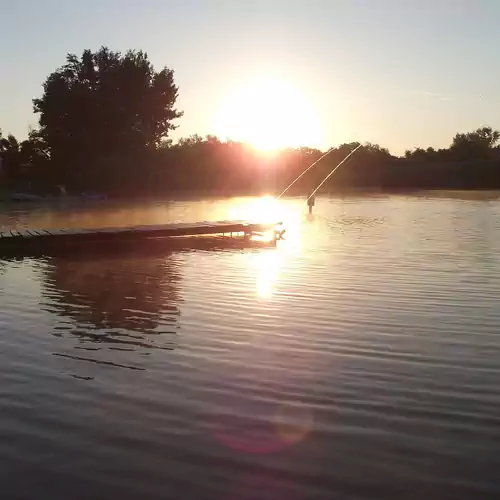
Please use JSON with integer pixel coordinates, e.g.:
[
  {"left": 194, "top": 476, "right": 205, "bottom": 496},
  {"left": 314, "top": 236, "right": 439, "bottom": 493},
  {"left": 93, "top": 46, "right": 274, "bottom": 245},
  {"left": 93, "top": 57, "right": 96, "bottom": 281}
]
[
  {"left": 273, "top": 402, "right": 314, "bottom": 444},
  {"left": 211, "top": 398, "right": 313, "bottom": 455}
]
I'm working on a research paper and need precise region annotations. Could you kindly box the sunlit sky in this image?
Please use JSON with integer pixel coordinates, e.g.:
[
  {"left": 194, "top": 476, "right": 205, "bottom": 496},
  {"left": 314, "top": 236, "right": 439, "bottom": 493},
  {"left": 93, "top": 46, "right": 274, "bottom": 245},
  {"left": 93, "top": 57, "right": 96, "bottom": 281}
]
[{"left": 1, "top": 0, "right": 499, "bottom": 154}]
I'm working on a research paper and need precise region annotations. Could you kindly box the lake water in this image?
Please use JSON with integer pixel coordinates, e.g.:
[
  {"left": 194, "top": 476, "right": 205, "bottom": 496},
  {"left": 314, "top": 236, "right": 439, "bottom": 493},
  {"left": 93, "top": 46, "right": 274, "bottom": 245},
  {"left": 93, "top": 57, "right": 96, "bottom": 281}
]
[{"left": 1, "top": 194, "right": 500, "bottom": 500}]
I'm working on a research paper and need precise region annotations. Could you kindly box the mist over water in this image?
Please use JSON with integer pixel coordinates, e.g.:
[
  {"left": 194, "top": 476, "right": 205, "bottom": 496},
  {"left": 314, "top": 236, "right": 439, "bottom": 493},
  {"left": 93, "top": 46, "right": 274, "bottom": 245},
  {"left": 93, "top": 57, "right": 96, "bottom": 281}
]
[{"left": 1, "top": 194, "right": 500, "bottom": 499}]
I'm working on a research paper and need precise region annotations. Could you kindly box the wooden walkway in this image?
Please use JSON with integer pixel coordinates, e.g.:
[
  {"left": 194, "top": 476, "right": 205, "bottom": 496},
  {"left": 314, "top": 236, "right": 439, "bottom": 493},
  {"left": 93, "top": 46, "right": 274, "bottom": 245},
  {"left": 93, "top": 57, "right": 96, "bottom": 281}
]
[{"left": 0, "top": 220, "right": 284, "bottom": 254}]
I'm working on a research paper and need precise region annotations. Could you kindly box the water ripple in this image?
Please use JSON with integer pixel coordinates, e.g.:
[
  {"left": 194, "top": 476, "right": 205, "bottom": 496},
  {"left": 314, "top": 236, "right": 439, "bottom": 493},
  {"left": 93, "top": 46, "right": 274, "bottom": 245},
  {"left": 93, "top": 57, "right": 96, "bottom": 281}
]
[{"left": 1, "top": 195, "right": 500, "bottom": 499}]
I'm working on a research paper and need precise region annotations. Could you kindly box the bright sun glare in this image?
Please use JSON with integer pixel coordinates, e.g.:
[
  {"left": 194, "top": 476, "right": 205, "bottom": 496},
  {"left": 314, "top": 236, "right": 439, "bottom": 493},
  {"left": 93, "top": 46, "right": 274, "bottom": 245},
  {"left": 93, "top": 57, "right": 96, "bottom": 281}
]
[{"left": 213, "top": 77, "right": 323, "bottom": 152}]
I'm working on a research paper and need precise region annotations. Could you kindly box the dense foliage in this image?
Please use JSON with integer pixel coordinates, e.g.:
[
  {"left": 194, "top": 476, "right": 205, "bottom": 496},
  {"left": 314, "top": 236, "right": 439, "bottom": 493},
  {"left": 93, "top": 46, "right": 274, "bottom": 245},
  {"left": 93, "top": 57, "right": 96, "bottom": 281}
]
[{"left": 2, "top": 47, "right": 500, "bottom": 196}]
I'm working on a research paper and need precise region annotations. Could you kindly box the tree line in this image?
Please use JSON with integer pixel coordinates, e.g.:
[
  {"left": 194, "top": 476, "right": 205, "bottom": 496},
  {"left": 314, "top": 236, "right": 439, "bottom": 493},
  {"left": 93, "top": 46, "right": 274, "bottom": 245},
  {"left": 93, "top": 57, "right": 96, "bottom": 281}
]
[{"left": 2, "top": 46, "right": 500, "bottom": 197}]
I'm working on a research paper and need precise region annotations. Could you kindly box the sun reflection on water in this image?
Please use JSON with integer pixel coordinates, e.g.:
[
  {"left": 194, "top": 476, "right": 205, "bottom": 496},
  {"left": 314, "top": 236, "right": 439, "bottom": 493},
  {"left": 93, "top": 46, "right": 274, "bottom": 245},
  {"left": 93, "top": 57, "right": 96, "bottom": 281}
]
[
  {"left": 228, "top": 196, "right": 305, "bottom": 300},
  {"left": 255, "top": 251, "right": 281, "bottom": 299},
  {"left": 228, "top": 195, "right": 287, "bottom": 224}
]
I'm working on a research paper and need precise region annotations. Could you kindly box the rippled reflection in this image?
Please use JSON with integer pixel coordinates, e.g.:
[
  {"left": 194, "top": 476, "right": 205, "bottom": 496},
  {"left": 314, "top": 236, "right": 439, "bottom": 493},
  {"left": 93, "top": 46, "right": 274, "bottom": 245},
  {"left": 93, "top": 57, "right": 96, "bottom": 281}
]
[
  {"left": 211, "top": 398, "right": 314, "bottom": 455},
  {"left": 2, "top": 195, "right": 500, "bottom": 500},
  {"left": 254, "top": 250, "right": 281, "bottom": 299},
  {"left": 41, "top": 247, "right": 182, "bottom": 350},
  {"left": 227, "top": 470, "right": 298, "bottom": 500}
]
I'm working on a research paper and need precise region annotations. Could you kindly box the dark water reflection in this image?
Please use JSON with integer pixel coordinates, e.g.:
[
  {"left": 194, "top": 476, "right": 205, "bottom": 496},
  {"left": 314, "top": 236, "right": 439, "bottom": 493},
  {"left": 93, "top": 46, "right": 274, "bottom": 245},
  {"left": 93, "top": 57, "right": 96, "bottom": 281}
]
[
  {"left": 43, "top": 249, "right": 181, "bottom": 341},
  {"left": 1, "top": 195, "right": 500, "bottom": 499}
]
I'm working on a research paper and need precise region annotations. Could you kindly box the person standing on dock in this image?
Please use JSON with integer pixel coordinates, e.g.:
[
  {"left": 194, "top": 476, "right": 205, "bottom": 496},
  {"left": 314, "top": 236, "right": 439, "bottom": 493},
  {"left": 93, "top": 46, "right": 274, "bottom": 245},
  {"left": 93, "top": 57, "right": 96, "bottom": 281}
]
[{"left": 307, "top": 190, "right": 315, "bottom": 214}]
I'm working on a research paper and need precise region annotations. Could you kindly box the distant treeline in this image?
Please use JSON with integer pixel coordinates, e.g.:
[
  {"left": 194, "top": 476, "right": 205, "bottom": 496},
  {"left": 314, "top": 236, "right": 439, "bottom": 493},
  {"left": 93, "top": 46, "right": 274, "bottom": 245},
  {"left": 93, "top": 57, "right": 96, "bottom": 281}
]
[{"left": 1, "top": 46, "right": 500, "bottom": 197}]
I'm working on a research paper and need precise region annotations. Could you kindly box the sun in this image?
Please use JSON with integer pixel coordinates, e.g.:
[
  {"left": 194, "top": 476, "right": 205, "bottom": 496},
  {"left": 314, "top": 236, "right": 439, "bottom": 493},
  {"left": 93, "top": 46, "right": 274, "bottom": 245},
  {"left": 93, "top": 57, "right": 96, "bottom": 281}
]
[{"left": 212, "top": 77, "right": 323, "bottom": 152}]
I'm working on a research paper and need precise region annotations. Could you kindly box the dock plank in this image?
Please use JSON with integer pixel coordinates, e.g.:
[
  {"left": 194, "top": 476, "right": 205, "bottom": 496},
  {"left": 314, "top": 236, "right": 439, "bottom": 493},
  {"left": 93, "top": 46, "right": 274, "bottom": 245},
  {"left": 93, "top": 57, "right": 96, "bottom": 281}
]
[
  {"left": 46, "top": 229, "right": 66, "bottom": 236},
  {"left": 0, "top": 219, "right": 282, "bottom": 255},
  {"left": 61, "top": 228, "right": 92, "bottom": 236},
  {"left": 30, "top": 229, "right": 46, "bottom": 236}
]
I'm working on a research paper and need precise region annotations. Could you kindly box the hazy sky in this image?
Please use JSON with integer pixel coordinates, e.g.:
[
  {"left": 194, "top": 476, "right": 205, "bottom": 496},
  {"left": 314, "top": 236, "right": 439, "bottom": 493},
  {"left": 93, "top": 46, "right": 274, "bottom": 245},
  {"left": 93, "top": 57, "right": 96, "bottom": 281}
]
[{"left": 1, "top": 0, "right": 499, "bottom": 154}]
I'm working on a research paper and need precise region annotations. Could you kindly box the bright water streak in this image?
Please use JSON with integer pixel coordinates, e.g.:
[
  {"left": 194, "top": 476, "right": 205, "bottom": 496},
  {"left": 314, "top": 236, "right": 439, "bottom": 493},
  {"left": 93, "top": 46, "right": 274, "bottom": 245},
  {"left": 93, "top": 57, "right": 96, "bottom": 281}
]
[{"left": 1, "top": 193, "right": 500, "bottom": 499}]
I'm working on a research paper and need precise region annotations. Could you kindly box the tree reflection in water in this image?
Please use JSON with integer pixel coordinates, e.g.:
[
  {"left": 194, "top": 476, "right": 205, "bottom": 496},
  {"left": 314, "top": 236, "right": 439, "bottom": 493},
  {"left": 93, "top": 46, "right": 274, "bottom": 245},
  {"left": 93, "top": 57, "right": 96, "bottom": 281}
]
[{"left": 41, "top": 243, "right": 183, "bottom": 358}]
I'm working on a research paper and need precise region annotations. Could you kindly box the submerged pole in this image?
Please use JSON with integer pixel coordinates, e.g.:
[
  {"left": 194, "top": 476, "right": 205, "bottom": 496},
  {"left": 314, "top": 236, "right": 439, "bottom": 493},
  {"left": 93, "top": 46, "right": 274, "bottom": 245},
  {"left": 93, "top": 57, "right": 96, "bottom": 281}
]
[{"left": 307, "top": 190, "right": 315, "bottom": 214}]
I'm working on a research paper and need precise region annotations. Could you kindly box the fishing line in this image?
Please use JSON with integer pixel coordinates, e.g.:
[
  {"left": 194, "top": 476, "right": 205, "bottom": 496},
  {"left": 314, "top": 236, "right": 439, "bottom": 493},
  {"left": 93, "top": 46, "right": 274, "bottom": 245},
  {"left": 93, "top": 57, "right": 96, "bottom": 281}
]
[
  {"left": 275, "top": 147, "right": 337, "bottom": 200},
  {"left": 272, "top": 143, "right": 362, "bottom": 237},
  {"left": 275, "top": 144, "right": 363, "bottom": 202},
  {"left": 306, "top": 143, "right": 362, "bottom": 201}
]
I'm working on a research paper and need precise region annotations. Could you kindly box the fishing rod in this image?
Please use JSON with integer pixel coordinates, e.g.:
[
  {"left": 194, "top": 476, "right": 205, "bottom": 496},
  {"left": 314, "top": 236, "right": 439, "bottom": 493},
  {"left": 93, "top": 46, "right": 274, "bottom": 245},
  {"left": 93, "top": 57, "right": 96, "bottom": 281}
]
[
  {"left": 276, "top": 147, "right": 337, "bottom": 200},
  {"left": 271, "top": 143, "right": 362, "bottom": 238},
  {"left": 306, "top": 143, "right": 362, "bottom": 202}
]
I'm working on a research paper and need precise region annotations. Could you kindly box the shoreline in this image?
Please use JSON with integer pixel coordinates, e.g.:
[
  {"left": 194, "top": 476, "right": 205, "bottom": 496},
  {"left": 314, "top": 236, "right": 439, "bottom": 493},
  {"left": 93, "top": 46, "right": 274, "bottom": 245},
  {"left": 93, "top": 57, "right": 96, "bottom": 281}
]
[{"left": 2, "top": 187, "right": 500, "bottom": 207}]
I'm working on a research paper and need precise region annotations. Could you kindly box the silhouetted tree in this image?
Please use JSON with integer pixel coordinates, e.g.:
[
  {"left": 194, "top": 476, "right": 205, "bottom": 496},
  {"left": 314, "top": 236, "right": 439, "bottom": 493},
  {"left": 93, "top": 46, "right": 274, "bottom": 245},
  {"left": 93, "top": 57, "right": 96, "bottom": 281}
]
[
  {"left": 0, "top": 132, "right": 21, "bottom": 184},
  {"left": 33, "top": 47, "right": 182, "bottom": 189},
  {"left": 0, "top": 129, "right": 51, "bottom": 188},
  {"left": 6, "top": 64, "right": 500, "bottom": 198},
  {"left": 449, "top": 126, "right": 500, "bottom": 161},
  {"left": 176, "top": 134, "right": 205, "bottom": 147}
]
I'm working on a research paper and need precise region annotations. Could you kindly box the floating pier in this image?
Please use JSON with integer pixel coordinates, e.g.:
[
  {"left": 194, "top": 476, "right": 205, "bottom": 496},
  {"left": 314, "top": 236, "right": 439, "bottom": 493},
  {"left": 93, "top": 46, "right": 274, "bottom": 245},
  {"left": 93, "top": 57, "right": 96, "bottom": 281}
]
[{"left": 0, "top": 220, "right": 284, "bottom": 256}]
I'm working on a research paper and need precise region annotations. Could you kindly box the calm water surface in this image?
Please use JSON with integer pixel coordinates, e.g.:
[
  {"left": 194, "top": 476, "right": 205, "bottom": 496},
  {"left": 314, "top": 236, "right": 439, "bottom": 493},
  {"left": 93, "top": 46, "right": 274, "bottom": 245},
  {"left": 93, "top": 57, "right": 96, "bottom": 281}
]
[{"left": 1, "top": 194, "right": 500, "bottom": 500}]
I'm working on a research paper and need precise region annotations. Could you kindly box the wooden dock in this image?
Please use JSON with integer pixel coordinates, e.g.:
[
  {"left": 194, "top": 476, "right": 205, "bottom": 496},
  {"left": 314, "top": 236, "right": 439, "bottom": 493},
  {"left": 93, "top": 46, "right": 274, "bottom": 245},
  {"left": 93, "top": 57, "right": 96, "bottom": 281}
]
[{"left": 0, "top": 220, "right": 284, "bottom": 255}]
